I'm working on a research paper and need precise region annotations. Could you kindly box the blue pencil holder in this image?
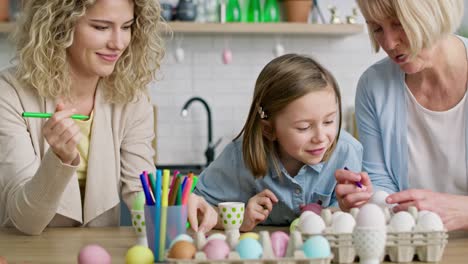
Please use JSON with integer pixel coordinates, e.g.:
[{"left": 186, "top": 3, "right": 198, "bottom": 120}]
[{"left": 144, "top": 204, "right": 188, "bottom": 262}]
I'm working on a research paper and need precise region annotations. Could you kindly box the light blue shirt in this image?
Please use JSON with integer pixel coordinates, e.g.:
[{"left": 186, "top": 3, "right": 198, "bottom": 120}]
[
  {"left": 355, "top": 35, "right": 468, "bottom": 193},
  {"left": 194, "top": 130, "right": 362, "bottom": 225}
]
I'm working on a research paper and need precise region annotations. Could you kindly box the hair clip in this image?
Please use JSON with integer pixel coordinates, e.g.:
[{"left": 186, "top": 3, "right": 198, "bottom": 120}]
[{"left": 258, "top": 106, "right": 268, "bottom": 119}]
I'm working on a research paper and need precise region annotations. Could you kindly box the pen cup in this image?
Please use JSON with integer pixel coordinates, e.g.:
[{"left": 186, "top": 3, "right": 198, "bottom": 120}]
[{"left": 144, "top": 204, "right": 188, "bottom": 261}]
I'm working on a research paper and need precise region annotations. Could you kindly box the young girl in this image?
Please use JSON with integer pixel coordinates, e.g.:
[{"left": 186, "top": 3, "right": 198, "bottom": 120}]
[{"left": 193, "top": 54, "right": 363, "bottom": 231}]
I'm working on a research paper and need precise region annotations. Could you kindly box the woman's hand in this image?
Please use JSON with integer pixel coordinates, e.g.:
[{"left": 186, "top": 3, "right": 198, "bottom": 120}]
[
  {"left": 387, "top": 189, "right": 468, "bottom": 231},
  {"left": 187, "top": 193, "right": 218, "bottom": 233},
  {"left": 42, "top": 103, "right": 81, "bottom": 165},
  {"left": 240, "top": 189, "right": 278, "bottom": 232},
  {"left": 335, "top": 169, "right": 373, "bottom": 211}
]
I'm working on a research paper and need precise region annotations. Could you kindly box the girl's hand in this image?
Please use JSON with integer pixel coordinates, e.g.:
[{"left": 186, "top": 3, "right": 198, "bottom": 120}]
[
  {"left": 388, "top": 190, "right": 468, "bottom": 231},
  {"left": 42, "top": 103, "right": 81, "bottom": 165},
  {"left": 335, "top": 169, "right": 373, "bottom": 211},
  {"left": 240, "top": 189, "right": 278, "bottom": 232},
  {"left": 187, "top": 193, "right": 218, "bottom": 233}
]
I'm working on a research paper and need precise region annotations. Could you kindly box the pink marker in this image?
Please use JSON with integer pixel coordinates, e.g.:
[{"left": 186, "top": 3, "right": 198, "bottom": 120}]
[{"left": 344, "top": 167, "right": 362, "bottom": 188}]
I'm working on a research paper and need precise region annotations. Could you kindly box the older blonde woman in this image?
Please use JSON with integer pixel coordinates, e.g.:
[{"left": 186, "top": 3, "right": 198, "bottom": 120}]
[
  {"left": 335, "top": 0, "right": 468, "bottom": 231},
  {"left": 0, "top": 0, "right": 216, "bottom": 235}
]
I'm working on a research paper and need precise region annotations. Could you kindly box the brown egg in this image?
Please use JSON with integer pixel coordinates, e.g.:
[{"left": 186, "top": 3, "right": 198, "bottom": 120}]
[
  {"left": 168, "top": 241, "right": 197, "bottom": 259},
  {"left": 0, "top": 256, "right": 8, "bottom": 264}
]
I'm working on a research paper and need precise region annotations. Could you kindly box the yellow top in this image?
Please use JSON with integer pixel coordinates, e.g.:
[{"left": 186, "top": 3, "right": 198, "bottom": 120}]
[{"left": 76, "top": 112, "right": 94, "bottom": 191}]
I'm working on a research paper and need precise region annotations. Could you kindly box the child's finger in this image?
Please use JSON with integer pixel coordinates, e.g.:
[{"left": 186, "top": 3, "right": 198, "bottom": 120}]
[
  {"left": 187, "top": 201, "right": 200, "bottom": 232},
  {"left": 259, "top": 189, "right": 278, "bottom": 203},
  {"left": 257, "top": 196, "right": 273, "bottom": 211}
]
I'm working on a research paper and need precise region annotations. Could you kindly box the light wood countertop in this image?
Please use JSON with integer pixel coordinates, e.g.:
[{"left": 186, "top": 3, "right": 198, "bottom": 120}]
[{"left": 0, "top": 227, "right": 467, "bottom": 263}]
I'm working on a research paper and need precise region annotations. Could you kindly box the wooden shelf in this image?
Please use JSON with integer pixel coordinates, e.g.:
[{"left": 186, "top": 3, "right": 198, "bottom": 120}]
[
  {"left": 1, "top": 22, "right": 363, "bottom": 35},
  {"left": 0, "top": 22, "right": 14, "bottom": 33},
  {"left": 166, "top": 22, "right": 364, "bottom": 35}
]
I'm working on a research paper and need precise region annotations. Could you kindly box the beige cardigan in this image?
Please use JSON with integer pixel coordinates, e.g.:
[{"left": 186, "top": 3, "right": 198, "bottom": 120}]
[{"left": 0, "top": 68, "right": 155, "bottom": 235}]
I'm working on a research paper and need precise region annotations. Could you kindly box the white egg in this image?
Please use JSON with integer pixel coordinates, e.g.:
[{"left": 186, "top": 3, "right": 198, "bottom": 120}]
[
  {"left": 355, "top": 203, "right": 386, "bottom": 228},
  {"left": 415, "top": 211, "right": 444, "bottom": 232},
  {"left": 299, "top": 212, "right": 326, "bottom": 234},
  {"left": 175, "top": 47, "right": 185, "bottom": 63},
  {"left": 369, "top": 190, "right": 390, "bottom": 208},
  {"left": 321, "top": 209, "right": 333, "bottom": 227},
  {"left": 169, "top": 233, "right": 194, "bottom": 248},
  {"left": 207, "top": 233, "right": 226, "bottom": 241},
  {"left": 389, "top": 211, "right": 415, "bottom": 232},
  {"left": 273, "top": 43, "right": 285, "bottom": 57},
  {"left": 299, "top": 211, "right": 316, "bottom": 224},
  {"left": 332, "top": 212, "right": 355, "bottom": 233}
]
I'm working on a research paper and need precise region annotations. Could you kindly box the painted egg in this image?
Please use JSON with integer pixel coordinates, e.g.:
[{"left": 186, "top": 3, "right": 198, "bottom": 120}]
[
  {"left": 235, "top": 238, "right": 262, "bottom": 259},
  {"left": 270, "top": 231, "right": 289, "bottom": 258},
  {"left": 302, "top": 236, "right": 331, "bottom": 259},
  {"left": 77, "top": 244, "right": 111, "bottom": 264},
  {"left": 203, "top": 239, "right": 230, "bottom": 260},
  {"left": 239, "top": 232, "right": 259, "bottom": 241},
  {"left": 125, "top": 245, "right": 154, "bottom": 264},
  {"left": 168, "top": 240, "right": 197, "bottom": 259}
]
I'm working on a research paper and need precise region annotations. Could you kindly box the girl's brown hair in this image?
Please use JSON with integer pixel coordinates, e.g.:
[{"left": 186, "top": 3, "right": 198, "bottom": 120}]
[{"left": 234, "top": 54, "right": 342, "bottom": 178}]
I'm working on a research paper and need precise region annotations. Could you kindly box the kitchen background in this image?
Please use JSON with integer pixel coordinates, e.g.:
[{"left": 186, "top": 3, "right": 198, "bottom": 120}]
[{"left": 1, "top": 0, "right": 468, "bottom": 168}]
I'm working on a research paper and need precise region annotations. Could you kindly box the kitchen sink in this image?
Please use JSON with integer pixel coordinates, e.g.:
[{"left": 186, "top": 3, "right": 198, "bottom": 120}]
[{"left": 155, "top": 164, "right": 205, "bottom": 175}]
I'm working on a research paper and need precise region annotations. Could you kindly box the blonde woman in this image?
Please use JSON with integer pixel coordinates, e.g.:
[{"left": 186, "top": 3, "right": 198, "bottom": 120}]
[
  {"left": 0, "top": 0, "right": 216, "bottom": 235},
  {"left": 335, "top": 0, "right": 468, "bottom": 231}
]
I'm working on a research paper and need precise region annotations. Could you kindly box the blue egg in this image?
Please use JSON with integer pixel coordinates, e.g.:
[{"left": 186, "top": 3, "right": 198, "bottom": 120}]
[
  {"left": 235, "top": 238, "right": 263, "bottom": 259},
  {"left": 302, "top": 236, "right": 331, "bottom": 259}
]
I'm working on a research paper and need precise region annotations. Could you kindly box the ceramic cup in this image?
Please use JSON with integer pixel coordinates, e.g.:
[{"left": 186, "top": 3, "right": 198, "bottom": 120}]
[
  {"left": 131, "top": 210, "right": 148, "bottom": 247},
  {"left": 218, "top": 202, "right": 245, "bottom": 230}
]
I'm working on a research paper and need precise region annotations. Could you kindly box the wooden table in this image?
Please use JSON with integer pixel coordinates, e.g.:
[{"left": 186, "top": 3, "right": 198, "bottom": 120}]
[{"left": 0, "top": 227, "right": 467, "bottom": 264}]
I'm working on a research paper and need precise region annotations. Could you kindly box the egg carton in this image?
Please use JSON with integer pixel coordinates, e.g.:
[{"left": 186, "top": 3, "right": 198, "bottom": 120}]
[
  {"left": 166, "top": 231, "right": 333, "bottom": 264},
  {"left": 301, "top": 230, "right": 447, "bottom": 263}
]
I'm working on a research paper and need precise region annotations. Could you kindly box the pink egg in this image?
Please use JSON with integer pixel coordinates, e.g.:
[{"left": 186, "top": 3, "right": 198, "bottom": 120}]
[
  {"left": 222, "top": 49, "right": 232, "bottom": 64},
  {"left": 202, "top": 239, "right": 230, "bottom": 260},
  {"left": 77, "top": 244, "right": 111, "bottom": 264},
  {"left": 270, "top": 231, "right": 289, "bottom": 257},
  {"left": 0, "top": 256, "right": 8, "bottom": 264}
]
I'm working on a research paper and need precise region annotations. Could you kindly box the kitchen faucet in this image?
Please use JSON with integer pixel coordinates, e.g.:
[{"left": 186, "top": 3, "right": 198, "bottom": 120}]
[{"left": 181, "top": 97, "right": 221, "bottom": 166}]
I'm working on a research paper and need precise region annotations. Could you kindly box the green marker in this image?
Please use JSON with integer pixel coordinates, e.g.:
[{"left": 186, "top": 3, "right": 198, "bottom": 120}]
[{"left": 22, "top": 112, "right": 89, "bottom": 120}]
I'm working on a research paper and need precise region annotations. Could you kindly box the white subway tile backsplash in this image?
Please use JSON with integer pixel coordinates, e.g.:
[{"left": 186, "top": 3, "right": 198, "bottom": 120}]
[{"left": 0, "top": 30, "right": 385, "bottom": 165}]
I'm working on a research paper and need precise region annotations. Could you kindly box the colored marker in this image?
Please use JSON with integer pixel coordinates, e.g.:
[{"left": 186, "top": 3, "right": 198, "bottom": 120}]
[
  {"left": 344, "top": 167, "right": 362, "bottom": 188},
  {"left": 22, "top": 112, "right": 89, "bottom": 120}
]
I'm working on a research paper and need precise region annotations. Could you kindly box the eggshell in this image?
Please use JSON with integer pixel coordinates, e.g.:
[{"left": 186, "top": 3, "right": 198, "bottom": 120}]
[
  {"left": 125, "top": 245, "right": 154, "bottom": 264},
  {"left": 202, "top": 239, "right": 230, "bottom": 260},
  {"left": 239, "top": 232, "right": 259, "bottom": 241},
  {"left": 207, "top": 233, "right": 226, "bottom": 241},
  {"left": 168, "top": 240, "right": 197, "bottom": 259},
  {"left": 175, "top": 47, "right": 184, "bottom": 63},
  {"left": 0, "top": 256, "right": 8, "bottom": 264},
  {"left": 332, "top": 212, "right": 355, "bottom": 233},
  {"left": 299, "top": 212, "right": 326, "bottom": 234},
  {"left": 355, "top": 203, "right": 386, "bottom": 228},
  {"left": 170, "top": 234, "right": 194, "bottom": 249},
  {"left": 270, "top": 231, "right": 289, "bottom": 257},
  {"left": 290, "top": 218, "right": 300, "bottom": 233},
  {"left": 369, "top": 190, "right": 390, "bottom": 208},
  {"left": 415, "top": 211, "right": 444, "bottom": 232},
  {"left": 222, "top": 49, "right": 232, "bottom": 64},
  {"left": 77, "top": 244, "right": 111, "bottom": 264},
  {"left": 389, "top": 211, "right": 415, "bottom": 232},
  {"left": 273, "top": 43, "right": 285, "bottom": 57},
  {"left": 235, "top": 238, "right": 263, "bottom": 259},
  {"left": 302, "top": 236, "right": 331, "bottom": 258}
]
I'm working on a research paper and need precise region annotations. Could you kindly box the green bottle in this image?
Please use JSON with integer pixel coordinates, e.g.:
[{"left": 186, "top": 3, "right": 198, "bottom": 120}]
[
  {"left": 226, "top": 0, "right": 242, "bottom": 22},
  {"left": 263, "top": 0, "right": 279, "bottom": 22},
  {"left": 247, "top": 0, "right": 262, "bottom": 22}
]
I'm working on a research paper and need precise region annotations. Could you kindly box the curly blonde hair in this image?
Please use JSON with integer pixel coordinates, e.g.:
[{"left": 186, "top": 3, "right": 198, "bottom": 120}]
[{"left": 12, "top": 0, "right": 165, "bottom": 103}]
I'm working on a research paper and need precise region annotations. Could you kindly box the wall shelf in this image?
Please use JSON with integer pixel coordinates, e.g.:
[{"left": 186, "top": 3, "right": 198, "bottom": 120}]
[
  {"left": 0, "top": 22, "right": 14, "bottom": 33},
  {"left": 166, "top": 22, "right": 364, "bottom": 35},
  {"left": 1, "top": 22, "right": 363, "bottom": 35}
]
